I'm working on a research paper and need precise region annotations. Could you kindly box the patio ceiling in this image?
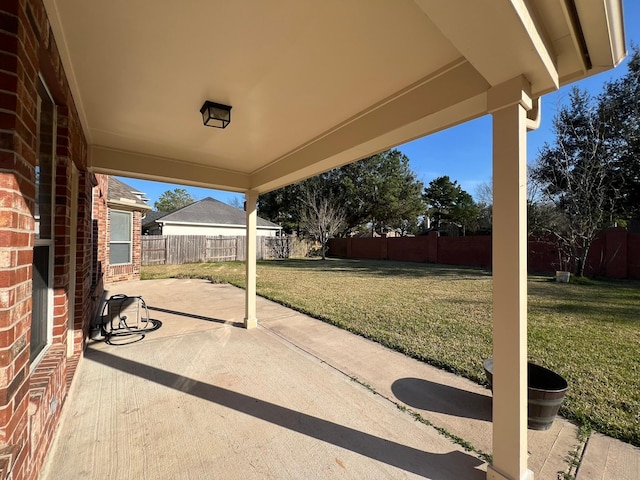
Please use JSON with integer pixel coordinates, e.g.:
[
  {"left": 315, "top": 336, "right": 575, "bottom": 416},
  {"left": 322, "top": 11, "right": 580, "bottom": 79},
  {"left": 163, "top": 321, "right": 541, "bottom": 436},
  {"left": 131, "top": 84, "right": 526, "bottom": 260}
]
[{"left": 44, "top": 0, "right": 625, "bottom": 193}]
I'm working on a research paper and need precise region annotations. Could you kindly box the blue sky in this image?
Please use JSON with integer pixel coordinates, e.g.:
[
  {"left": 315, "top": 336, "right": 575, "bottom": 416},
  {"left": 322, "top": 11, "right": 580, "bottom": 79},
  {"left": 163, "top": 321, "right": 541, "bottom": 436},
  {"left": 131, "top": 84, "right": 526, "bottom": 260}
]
[{"left": 120, "top": 1, "right": 639, "bottom": 207}]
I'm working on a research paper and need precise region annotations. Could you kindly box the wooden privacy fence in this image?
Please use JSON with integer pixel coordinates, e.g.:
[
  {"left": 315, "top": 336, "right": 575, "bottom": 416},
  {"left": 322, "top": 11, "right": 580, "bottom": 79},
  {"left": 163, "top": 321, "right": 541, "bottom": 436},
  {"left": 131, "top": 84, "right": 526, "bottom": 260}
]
[
  {"left": 141, "top": 235, "right": 291, "bottom": 265},
  {"left": 328, "top": 227, "right": 640, "bottom": 279}
]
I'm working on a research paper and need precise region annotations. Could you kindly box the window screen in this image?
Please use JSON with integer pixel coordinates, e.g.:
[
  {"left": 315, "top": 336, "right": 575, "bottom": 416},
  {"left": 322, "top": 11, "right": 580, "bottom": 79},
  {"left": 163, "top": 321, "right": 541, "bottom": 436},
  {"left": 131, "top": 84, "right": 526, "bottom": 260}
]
[{"left": 110, "top": 210, "right": 132, "bottom": 264}]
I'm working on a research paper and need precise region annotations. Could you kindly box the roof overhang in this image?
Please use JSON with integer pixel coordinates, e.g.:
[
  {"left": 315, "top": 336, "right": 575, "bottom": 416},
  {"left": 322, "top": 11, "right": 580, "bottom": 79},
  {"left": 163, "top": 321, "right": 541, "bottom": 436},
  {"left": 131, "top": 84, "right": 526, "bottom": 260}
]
[
  {"left": 107, "top": 198, "right": 152, "bottom": 212},
  {"left": 44, "top": 0, "right": 626, "bottom": 194}
]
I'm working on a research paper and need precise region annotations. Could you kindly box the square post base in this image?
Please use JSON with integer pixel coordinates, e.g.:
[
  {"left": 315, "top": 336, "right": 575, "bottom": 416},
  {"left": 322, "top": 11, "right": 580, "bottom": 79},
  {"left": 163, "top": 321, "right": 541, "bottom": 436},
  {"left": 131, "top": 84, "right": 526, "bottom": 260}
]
[{"left": 487, "top": 465, "right": 534, "bottom": 480}]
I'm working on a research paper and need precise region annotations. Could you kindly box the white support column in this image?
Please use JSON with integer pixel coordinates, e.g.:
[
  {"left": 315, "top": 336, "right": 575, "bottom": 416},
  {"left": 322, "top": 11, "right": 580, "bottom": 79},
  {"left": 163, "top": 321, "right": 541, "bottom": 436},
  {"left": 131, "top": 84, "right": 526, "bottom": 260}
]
[
  {"left": 487, "top": 77, "right": 534, "bottom": 480},
  {"left": 244, "top": 190, "right": 258, "bottom": 329}
]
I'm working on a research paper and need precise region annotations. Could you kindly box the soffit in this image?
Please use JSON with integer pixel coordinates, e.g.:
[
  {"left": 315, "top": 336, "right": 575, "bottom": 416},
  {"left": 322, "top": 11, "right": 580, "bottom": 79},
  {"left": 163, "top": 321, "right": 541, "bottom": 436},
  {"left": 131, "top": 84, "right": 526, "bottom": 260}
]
[
  {"left": 43, "top": 0, "right": 625, "bottom": 194},
  {"left": 46, "top": 0, "right": 459, "bottom": 171}
]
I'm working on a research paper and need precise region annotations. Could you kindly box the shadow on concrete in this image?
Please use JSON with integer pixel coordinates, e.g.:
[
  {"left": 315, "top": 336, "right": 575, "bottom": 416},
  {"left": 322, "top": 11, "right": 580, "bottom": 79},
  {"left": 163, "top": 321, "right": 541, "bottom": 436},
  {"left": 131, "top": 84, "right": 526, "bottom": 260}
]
[
  {"left": 147, "top": 305, "right": 243, "bottom": 328},
  {"left": 105, "top": 319, "right": 163, "bottom": 346},
  {"left": 392, "top": 378, "right": 492, "bottom": 423},
  {"left": 86, "top": 348, "right": 485, "bottom": 479}
]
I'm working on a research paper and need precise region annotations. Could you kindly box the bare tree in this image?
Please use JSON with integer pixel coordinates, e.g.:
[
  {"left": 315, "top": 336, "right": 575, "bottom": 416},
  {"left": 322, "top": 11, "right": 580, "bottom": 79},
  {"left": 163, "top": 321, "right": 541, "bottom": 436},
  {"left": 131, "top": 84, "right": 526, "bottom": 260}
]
[
  {"left": 265, "top": 236, "right": 291, "bottom": 259},
  {"left": 475, "top": 178, "right": 493, "bottom": 206},
  {"left": 531, "top": 87, "right": 620, "bottom": 276},
  {"left": 475, "top": 178, "right": 493, "bottom": 233},
  {"left": 299, "top": 187, "right": 346, "bottom": 260},
  {"left": 228, "top": 195, "right": 245, "bottom": 210}
]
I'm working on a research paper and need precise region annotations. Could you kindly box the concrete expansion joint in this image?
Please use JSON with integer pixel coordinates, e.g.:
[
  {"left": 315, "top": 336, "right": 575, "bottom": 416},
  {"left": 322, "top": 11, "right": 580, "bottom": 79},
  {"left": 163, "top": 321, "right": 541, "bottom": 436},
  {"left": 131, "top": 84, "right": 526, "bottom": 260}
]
[
  {"left": 259, "top": 323, "right": 345, "bottom": 373},
  {"left": 565, "top": 427, "right": 591, "bottom": 479},
  {"left": 260, "top": 323, "right": 492, "bottom": 465},
  {"left": 388, "top": 397, "right": 492, "bottom": 465}
]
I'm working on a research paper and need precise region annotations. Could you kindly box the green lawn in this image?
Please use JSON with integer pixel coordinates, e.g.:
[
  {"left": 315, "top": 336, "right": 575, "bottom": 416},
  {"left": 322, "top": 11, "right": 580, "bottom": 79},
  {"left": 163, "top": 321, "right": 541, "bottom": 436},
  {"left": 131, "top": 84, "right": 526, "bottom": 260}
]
[{"left": 141, "top": 258, "right": 640, "bottom": 446}]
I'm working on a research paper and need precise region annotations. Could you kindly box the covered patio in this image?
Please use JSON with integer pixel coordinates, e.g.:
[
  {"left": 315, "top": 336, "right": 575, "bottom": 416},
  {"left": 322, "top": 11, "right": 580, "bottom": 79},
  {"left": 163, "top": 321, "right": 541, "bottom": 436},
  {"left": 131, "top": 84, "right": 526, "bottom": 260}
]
[
  {"left": 29, "top": 1, "right": 626, "bottom": 479},
  {"left": 42, "top": 279, "right": 588, "bottom": 479}
]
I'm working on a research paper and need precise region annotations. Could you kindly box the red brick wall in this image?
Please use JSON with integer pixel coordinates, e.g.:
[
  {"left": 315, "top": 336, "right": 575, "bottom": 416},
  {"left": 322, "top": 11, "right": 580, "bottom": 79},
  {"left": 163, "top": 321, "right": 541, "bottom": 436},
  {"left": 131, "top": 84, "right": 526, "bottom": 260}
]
[
  {"left": 27, "top": 345, "right": 65, "bottom": 477},
  {"left": 0, "top": 2, "right": 40, "bottom": 478},
  {"left": 0, "top": 1, "right": 98, "bottom": 479},
  {"left": 93, "top": 175, "right": 108, "bottom": 286},
  {"left": 103, "top": 207, "right": 144, "bottom": 284},
  {"left": 74, "top": 170, "right": 102, "bottom": 350},
  {"left": 92, "top": 176, "right": 153, "bottom": 284}
]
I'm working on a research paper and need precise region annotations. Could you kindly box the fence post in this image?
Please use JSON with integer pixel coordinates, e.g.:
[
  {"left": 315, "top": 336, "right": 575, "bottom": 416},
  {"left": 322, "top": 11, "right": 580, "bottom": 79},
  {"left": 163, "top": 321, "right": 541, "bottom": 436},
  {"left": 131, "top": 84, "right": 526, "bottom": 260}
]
[
  {"left": 427, "top": 231, "right": 439, "bottom": 263},
  {"left": 163, "top": 237, "right": 167, "bottom": 264}
]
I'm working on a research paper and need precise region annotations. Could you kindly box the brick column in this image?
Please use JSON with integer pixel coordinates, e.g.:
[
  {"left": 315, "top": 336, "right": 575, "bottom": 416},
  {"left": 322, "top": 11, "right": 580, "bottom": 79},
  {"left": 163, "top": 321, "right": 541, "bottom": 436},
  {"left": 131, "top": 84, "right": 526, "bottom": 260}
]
[
  {"left": 1, "top": 1, "right": 92, "bottom": 478},
  {"left": 0, "top": 2, "right": 38, "bottom": 477}
]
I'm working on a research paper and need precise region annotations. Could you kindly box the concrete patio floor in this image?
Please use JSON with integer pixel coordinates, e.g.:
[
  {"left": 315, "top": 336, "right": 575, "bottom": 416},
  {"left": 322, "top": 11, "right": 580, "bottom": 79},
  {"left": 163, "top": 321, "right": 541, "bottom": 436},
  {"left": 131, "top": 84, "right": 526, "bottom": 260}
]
[{"left": 41, "top": 279, "right": 639, "bottom": 479}]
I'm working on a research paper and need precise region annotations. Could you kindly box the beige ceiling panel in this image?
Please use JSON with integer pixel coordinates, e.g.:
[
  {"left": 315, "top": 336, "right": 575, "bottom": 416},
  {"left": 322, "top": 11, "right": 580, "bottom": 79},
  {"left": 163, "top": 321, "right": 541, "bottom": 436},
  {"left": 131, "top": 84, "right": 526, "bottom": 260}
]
[
  {"left": 90, "top": 146, "right": 250, "bottom": 192},
  {"left": 251, "top": 60, "right": 489, "bottom": 191},
  {"left": 252, "top": 93, "right": 489, "bottom": 194},
  {"left": 46, "top": 0, "right": 460, "bottom": 173}
]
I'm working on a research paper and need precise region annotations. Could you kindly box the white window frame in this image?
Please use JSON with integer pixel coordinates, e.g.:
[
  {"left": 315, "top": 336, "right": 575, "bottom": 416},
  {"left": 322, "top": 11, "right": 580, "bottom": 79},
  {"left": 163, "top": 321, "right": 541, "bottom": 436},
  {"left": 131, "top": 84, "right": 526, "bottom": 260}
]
[
  {"left": 109, "top": 210, "right": 133, "bottom": 265},
  {"left": 31, "top": 76, "right": 56, "bottom": 366}
]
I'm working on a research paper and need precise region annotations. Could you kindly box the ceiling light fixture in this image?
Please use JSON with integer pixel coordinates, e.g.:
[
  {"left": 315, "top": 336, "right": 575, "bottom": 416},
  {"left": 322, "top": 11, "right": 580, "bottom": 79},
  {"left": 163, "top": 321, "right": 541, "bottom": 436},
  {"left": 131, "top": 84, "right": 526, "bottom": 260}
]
[{"left": 200, "top": 101, "right": 232, "bottom": 128}]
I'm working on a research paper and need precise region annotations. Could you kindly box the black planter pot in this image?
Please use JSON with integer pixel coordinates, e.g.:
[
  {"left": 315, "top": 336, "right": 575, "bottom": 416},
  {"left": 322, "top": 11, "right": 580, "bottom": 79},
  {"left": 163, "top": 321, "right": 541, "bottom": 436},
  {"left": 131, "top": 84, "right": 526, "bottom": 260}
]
[{"left": 483, "top": 358, "right": 568, "bottom": 431}]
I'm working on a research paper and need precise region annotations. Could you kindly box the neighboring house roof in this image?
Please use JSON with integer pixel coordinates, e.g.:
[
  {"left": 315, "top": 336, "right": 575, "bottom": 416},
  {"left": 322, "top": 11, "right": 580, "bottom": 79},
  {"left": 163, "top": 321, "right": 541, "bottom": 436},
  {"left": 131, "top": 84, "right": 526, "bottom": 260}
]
[
  {"left": 107, "top": 177, "right": 151, "bottom": 210},
  {"left": 141, "top": 210, "right": 167, "bottom": 228},
  {"left": 148, "top": 197, "right": 281, "bottom": 229}
]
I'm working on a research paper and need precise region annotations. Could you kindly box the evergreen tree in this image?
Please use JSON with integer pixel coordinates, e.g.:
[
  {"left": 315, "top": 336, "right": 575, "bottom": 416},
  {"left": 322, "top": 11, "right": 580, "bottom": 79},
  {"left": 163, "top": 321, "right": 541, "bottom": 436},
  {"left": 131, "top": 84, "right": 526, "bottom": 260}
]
[
  {"left": 258, "top": 149, "right": 424, "bottom": 237},
  {"left": 599, "top": 45, "right": 640, "bottom": 221},
  {"left": 154, "top": 188, "right": 195, "bottom": 212},
  {"left": 257, "top": 184, "right": 304, "bottom": 235},
  {"left": 422, "top": 176, "right": 479, "bottom": 234}
]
